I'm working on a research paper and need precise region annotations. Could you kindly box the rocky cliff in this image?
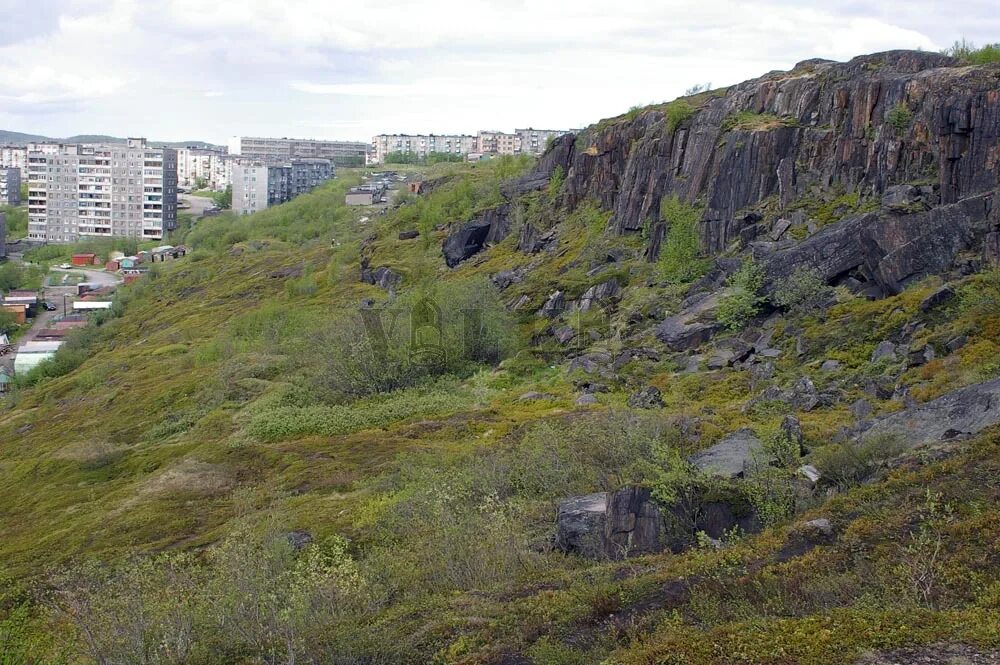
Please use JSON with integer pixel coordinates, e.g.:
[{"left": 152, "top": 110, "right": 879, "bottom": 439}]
[{"left": 523, "top": 50, "right": 1000, "bottom": 255}]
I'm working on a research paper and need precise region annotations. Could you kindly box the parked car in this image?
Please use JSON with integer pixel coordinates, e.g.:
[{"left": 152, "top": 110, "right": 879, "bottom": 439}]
[
  {"left": 58, "top": 263, "right": 72, "bottom": 269},
  {"left": 42, "top": 302, "right": 58, "bottom": 312}
]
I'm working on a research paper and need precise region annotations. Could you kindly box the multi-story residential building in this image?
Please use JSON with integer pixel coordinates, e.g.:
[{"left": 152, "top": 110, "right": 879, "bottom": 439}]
[
  {"left": 476, "top": 131, "right": 521, "bottom": 155},
  {"left": 0, "top": 147, "right": 26, "bottom": 171},
  {"left": 515, "top": 128, "right": 570, "bottom": 156},
  {"left": 289, "top": 158, "right": 333, "bottom": 196},
  {"left": 176, "top": 148, "right": 232, "bottom": 190},
  {"left": 0, "top": 144, "right": 59, "bottom": 171},
  {"left": 371, "top": 128, "right": 573, "bottom": 164},
  {"left": 232, "top": 158, "right": 333, "bottom": 215},
  {"left": 26, "top": 138, "right": 177, "bottom": 243},
  {"left": 228, "top": 136, "right": 367, "bottom": 167},
  {"left": 0, "top": 168, "right": 20, "bottom": 205},
  {"left": 371, "top": 133, "right": 478, "bottom": 164}
]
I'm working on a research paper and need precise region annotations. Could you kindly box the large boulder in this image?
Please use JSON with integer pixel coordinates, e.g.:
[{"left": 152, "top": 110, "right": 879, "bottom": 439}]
[
  {"left": 688, "top": 429, "right": 766, "bottom": 479},
  {"left": 442, "top": 204, "right": 512, "bottom": 267},
  {"left": 862, "top": 377, "right": 1000, "bottom": 448},
  {"left": 554, "top": 487, "right": 662, "bottom": 560},
  {"left": 654, "top": 291, "right": 727, "bottom": 351}
]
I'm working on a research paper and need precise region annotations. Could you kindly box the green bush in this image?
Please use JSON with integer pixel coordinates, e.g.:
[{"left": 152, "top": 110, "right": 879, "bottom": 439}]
[
  {"left": 811, "top": 433, "right": 908, "bottom": 489},
  {"left": 887, "top": 102, "right": 914, "bottom": 133},
  {"left": 773, "top": 266, "right": 834, "bottom": 315},
  {"left": 310, "top": 278, "right": 517, "bottom": 401},
  {"left": 665, "top": 100, "right": 695, "bottom": 133},
  {"left": 943, "top": 39, "right": 1000, "bottom": 64},
  {"left": 658, "top": 195, "right": 709, "bottom": 284},
  {"left": 717, "top": 260, "right": 766, "bottom": 330}
]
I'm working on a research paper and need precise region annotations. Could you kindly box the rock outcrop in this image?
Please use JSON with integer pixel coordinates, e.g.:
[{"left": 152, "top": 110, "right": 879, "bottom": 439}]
[
  {"left": 515, "top": 51, "right": 1000, "bottom": 256},
  {"left": 554, "top": 487, "right": 662, "bottom": 560},
  {"left": 442, "top": 204, "right": 512, "bottom": 267},
  {"left": 759, "top": 191, "right": 996, "bottom": 297},
  {"left": 862, "top": 377, "right": 1000, "bottom": 448}
]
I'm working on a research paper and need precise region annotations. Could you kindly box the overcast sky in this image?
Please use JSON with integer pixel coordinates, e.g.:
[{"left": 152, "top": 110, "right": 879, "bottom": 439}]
[{"left": 0, "top": 0, "right": 996, "bottom": 144}]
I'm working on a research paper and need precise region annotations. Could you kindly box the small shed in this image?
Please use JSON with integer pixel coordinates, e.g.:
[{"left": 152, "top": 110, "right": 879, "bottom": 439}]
[
  {"left": 0, "top": 369, "right": 12, "bottom": 393},
  {"left": 72, "top": 253, "right": 98, "bottom": 266},
  {"left": 105, "top": 260, "right": 120, "bottom": 272},
  {"left": 120, "top": 256, "right": 139, "bottom": 269},
  {"left": 1, "top": 304, "right": 26, "bottom": 324}
]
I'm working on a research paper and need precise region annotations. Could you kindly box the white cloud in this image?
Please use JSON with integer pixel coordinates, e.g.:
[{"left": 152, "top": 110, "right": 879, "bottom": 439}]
[{"left": 1, "top": 0, "right": 997, "bottom": 142}]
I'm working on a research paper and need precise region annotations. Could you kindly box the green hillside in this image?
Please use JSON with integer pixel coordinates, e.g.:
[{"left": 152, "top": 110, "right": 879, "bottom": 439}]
[{"left": 4, "top": 57, "right": 1000, "bottom": 662}]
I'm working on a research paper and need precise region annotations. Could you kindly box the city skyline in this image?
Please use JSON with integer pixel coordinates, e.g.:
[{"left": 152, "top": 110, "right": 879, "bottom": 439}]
[{"left": 2, "top": 1, "right": 998, "bottom": 144}]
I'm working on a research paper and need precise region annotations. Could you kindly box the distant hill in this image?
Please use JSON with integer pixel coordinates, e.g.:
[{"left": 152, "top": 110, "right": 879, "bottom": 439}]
[{"left": 0, "top": 129, "right": 223, "bottom": 151}]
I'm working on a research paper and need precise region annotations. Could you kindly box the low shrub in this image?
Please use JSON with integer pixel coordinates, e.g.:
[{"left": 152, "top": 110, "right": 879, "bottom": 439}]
[
  {"left": 811, "top": 433, "right": 909, "bottom": 489},
  {"left": 717, "top": 260, "right": 766, "bottom": 330}
]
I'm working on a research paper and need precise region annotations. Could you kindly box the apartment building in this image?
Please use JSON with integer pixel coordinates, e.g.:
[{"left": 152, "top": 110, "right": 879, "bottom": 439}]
[
  {"left": 0, "top": 168, "right": 20, "bottom": 205},
  {"left": 27, "top": 138, "right": 178, "bottom": 243},
  {"left": 176, "top": 148, "right": 232, "bottom": 190},
  {"left": 515, "top": 128, "right": 570, "bottom": 156},
  {"left": 0, "top": 147, "right": 26, "bottom": 171},
  {"left": 229, "top": 136, "right": 367, "bottom": 167},
  {"left": 371, "top": 133, "right": 478, "bottom": 164},
  {"left": 232, "top": 158, "right": 333, "bottom": 215},
  {"left": 371, "top": 128, "right": 573, "bottom": 164},
  {"left": 475, "top": 131, "right": 521, "bottom": 155}
]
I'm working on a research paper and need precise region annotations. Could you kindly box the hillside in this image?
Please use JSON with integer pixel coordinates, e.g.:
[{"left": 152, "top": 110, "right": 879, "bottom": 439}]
[
  {"left": 0, "top": 129, "right": 223, "bottom": 150},
  {"left": 2, "top": 50, "right": 1000, "bottom": 664}
]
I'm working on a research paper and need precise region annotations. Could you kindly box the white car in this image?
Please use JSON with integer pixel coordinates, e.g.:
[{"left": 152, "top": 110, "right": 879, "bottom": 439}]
[{"left": 58, "top": 263, "right": 72, "bottom": 269}]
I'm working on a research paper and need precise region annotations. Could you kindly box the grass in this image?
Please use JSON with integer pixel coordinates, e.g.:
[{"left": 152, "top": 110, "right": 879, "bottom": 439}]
[
  {"left": 1, "top": 205, "right": 28, "bottom": 239},
  {"left": 721, "top": 111, "right": 799, "bottom": 132}
]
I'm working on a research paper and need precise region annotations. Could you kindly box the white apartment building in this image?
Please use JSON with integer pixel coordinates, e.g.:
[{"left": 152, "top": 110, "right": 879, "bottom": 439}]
[
  {"left": 176, "top": 148, "right": 232, "bottom": 190},
  {"left": 371, "top": 134, "right": 477, "bottom": 164},
  {"left": 229, "top": 136, "right": 367, "bottom": 167},
  {"left": 27, "top": 138, "right": 178, "bottom": 243},
  {"left": 0, "top": 143, "right": 58, "bottom": 171},
  {"left": 371, "top": 128, "right": 572, "bottom": 164},
  {"left": 0, "top": 147, "right": 26, "bottom": 171}
]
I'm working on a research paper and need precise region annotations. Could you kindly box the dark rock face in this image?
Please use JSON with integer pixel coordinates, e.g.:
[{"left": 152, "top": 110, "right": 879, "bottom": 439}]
[
  {"left": 863, "top": 377, "right": 1000, "bottom": 448},
  {"left": 578, "top": 279, "right": 622, "bottom": 312},
  {"left": 538, "top": 290, "right": 566, "bottom": 318},
  {"left": 554, "top": 487, "right": 662, "bottom": 560},
  {"left": 442, "top": 204, "right": 511, "bottom": 267},
  {"left": 918, "top": 284, "right": 956, "bottom": 311},
  {"left": 512, "top": 51, "right": 1000, "bottom": 255}
]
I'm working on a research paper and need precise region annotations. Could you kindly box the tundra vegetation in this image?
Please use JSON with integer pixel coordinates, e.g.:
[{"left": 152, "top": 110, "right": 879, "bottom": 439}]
[{"left": 3, "top": 53, "right": 1000, "bottom": 665}]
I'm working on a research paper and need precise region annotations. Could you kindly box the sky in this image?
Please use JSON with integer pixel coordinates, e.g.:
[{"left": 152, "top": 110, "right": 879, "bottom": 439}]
[{"left": 0, "top": 0, "right": 997, "bottom": 144}]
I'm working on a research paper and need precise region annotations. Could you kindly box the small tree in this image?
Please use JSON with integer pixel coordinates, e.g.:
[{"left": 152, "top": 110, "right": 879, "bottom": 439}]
[
  {"left": 717, "top": 259, "right": 766, "bottom": 330},
  {"left": 658, "top": 195, "right": 708, "bottom": 283}
]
